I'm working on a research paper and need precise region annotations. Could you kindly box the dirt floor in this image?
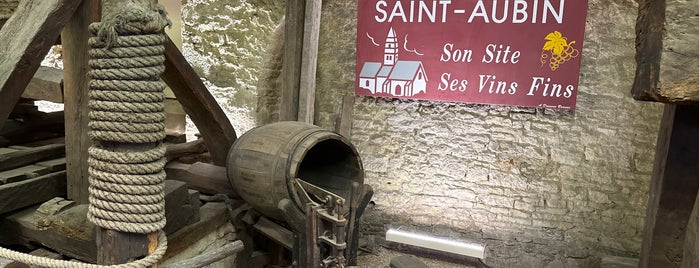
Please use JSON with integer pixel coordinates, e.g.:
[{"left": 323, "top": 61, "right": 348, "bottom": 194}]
[{"left": 356, "top": 246, "right": 478, "bottom": 268}]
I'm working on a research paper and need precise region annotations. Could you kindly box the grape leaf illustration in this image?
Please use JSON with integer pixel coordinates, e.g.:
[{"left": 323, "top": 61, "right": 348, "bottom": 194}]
[{"left": 543, "top": 31, "right": 568, "bottom": 56}]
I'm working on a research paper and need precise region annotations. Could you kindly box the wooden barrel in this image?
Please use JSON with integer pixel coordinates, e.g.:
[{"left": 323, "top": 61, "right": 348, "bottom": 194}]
[{"left": 226, "top": 121, "right": 364, "bottom": 221}]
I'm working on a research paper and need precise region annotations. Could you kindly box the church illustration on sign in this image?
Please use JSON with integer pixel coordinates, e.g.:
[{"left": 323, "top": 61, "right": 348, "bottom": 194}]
[{"left": 358, "top": 27, "right": 428, "bottom": 97}]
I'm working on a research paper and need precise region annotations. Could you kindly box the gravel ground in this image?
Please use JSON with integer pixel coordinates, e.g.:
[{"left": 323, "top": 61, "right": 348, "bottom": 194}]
[{"left": 356, "top": 247, "right": 478, "bottom": 268}]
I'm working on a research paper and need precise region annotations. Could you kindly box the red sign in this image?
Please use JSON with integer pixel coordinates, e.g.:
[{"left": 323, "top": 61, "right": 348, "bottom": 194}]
[{"left": 356, "top": 0, "right": 589, "bottom": 109}]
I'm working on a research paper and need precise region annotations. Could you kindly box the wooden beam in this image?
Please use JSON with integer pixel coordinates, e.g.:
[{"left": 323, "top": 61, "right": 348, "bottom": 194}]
[
  {"left": 163, "top": 240, "right": 244, "bottom": 268},
  {"left": 62, "top": 0, "right": 92, "bottom": 205},
  {"left": 165, "top": 138, "right": 207, "bottom": 160},
  {"left": 0, "top": 111, "right": 64, "bottom": 147},
  {"left": 0, "top": 171, "right": 67, "bottom": 215},
  {"left": 163, "top": 202, "right": 230, "bottom": 260},
  {"left": 0, "top": 143, "right": 65, "bottom": 172},
  {"left": 632, "top": 0, "right": 699, "bottom": 102},
  {"left": 297, "top": 0, "right": 321, "bottom": 124},
  {"left": 161, "top": 36, "right": 237, "bottom": 166},
  {"left": 0, "top": 181, "right": 202, "bottom": 263},
  {"left": 0, "top": 0, "right": 81, "bottom": 130},
  {"left": 164, "top": 161, "right": 238, "bottom": 198},
  {"left": 21, "top": 66, "right": 64, "bottom": 103},
  {"left": 640, "top": 104, "right": 699, "bottom": 267},
  {"left": 0, "top": 204, "right": 96, "bottom": 262},
  {"left": 335, "top": 95, "right": 354, "bottom": 138},
  {"left": 279, "top": 0, "right": 306, "bottom": 121}
]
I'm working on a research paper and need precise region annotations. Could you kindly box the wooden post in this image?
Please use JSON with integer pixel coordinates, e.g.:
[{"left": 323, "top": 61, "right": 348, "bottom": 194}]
[
  {"left": 632, "top": 0, "right": 699, "bottom": 102},
  {"left": 279, "top": 0, "right": 305, "bottom": 121},
  {"left": 639, "top": 104, "right": 699, "bottom": 267},
  {"left": 297, "top": 0, "right": 321, "bottom": 124},
  {"left": 62, "top": 0, "right": 93, "bottom": 205}
]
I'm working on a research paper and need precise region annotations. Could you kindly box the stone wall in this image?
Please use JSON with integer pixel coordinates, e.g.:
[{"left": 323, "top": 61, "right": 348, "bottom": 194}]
[
  {"left": 182, "top": 0, "right": 665, "bottom": 267},
  {"left": 181, "top": 0, "right": 285, "bottom": 134},
  {"left": 348, "top": 1, "right": 663, "bottom": 267}
]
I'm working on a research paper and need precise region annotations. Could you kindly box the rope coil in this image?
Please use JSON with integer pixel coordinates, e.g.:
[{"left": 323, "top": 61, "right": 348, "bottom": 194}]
[
  {"left": 0, "top": 2, "right": 175, "bottom": 267},
  {"left": 87, "top": 1, "right": 170, "bottom": 235}
]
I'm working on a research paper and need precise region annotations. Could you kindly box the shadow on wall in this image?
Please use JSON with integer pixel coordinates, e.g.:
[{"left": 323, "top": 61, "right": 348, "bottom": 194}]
[{"left": 256, "top": 18, "right": 285, "bottom": 125}]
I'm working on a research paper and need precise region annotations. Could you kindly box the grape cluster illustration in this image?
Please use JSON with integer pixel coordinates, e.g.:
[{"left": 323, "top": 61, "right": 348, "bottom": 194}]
[{"left": 540, "top": 31, "right": 580, "bottom": 71}]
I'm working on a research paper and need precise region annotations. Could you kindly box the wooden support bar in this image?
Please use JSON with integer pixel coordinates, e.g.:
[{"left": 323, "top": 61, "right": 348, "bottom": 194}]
[
  {"left": 0, "top": 171, "right": 67, "bottom": 215},
  {"left": 62, "top": 0, "right": 92, "bottom": 205},
  {"left": 161, "top": 36, "right": 237, "bottom": 166},
  {"left": 21, "top": 66, "right": 64, "bottom": 103},
  {"left": 164, "top": 161, "right": 238, "bottom": 198},
  {"left": 640, "top": 104, "right": 699, "bottom": 267},
  {"left": 0, "top": 0, "right": 81, "bottom": 130},
  {"left": 163, "top": 240, "right": 244, "bottom": 268},
  {"left": 632, "top": 0, "right": 699, "bottom": 102},
  {"left": 252, "top": 216, "right": 293, "bottom": 250},
  {"left": 279, "top": 0, "right": 306, "bottom": 121},
  {"left": 0, "top": 144, "right": 65, "bottom": 172},
  {"left": 297, "top": 0, "right": 321, "bottom": 124}
]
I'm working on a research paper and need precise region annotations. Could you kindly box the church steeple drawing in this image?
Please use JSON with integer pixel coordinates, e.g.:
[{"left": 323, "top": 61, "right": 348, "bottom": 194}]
[
  {"left": 358, "top": 27, "right": 428, "bottom": 97},
  {"left": 383, "top": 27, "right": 398, "bottom": 66}
]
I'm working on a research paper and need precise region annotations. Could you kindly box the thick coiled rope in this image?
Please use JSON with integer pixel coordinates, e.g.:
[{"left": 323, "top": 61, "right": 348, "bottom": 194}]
[
  {"left": 0, "top": 0, "right": 18, "bottom": 20},
  {"left": 87, "top": 1, "right": 170, "bottom": 235},
  {"left": 0, "top": 2, "right": 173, "bottom": 267}
]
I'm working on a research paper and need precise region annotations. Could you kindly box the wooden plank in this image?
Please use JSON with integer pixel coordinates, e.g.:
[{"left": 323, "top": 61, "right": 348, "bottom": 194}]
[
  {"left": 163, "top": 240, "right": 244, "bottom": 268},
  {"left": 632, "top": 0, "right": 699, "bottom": 102},
  {"left": 164, "top": 161, "right": 238, "bottom": 198},
  {"left": 297, "top": 0, "right": 321, "bottom": 124},
  {"left": 21, "top": 66, "right": 64, "bottom": 103},
  {"left": 62, "top": 0, "right": 92, "bottom": 205},
  {"left": 0, "top": 0, "right": 81, "bottom": 130},
  {"left": 0, "top": 144, "right": 65, "bottom": 172},
  {"left": 163, "top": 202, "right": 230, "bottom": 260},
  {"left": 279, "top": 0, "right": 306, "bottom": 121},
  {"left": 0, "top": 171, "right": 67, "bottom": 215},
  {"left": 35, "top": 157, "right": 67, "bottom": 172},
  {"left": 252, "top": 216, "right": 293, "bottom": 250},
  {"left": 0, "top": 165, "right": 50, "bottom": 184},
  {"left": 335, "top": 95, "right": 355, "bottom": 138},
  {"left": 640, "top": 105, "right": 699, "bottom": 268},
  {"left": 162, "top": 36, "right": 237, "bottom": 166},
  {"left": 165, "top": 138, "right": 207, "bottom": 160}
]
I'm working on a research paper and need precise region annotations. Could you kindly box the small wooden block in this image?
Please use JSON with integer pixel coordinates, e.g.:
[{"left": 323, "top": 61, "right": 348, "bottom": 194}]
[
  {"left": 21, "top": 66, "right": 64, "bottom": 103},
  {"left": 36, "top": 197, "right": 76, "bottom": 217},
  {"left": 0, "top": 165, "right": 49, "bottom": 184},
  {"left": 164, "top": 202, "right": 229, "bottom": 260},
  {"left": 164, "top": 180, "right": 200, "bottom": 235}
]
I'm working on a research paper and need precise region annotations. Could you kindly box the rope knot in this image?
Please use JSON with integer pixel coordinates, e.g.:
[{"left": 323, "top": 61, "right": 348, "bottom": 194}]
[{"left": 94, "top": 2, "right": 171, "bottom": 49}]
